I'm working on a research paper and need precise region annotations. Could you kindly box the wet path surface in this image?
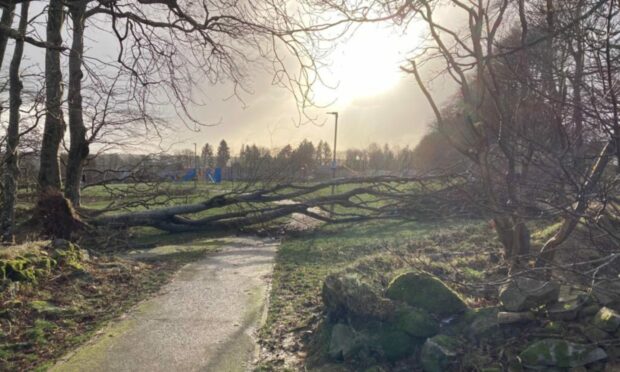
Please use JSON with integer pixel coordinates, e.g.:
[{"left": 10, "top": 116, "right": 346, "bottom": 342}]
[{"left": 52, "top": 236, "right": 278, "bottom": 372}]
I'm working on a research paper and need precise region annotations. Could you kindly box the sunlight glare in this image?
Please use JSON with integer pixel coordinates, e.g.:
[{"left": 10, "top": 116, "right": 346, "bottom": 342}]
[{"left": 314, "top": 24, "right": 414, "bottom": 108}]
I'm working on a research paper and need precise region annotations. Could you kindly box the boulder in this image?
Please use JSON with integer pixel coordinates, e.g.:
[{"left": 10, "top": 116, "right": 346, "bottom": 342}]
[
  {"left": 375, "top": 328, "right": 417, "bottom": 361},
  {"left": 546, "top": 299, "right": 582, "bottom": 321},
  {"left": 497, "top": 311, "right": 536, "bottom": 324},
  {"left": 328, "top": 323, "right": 365, "bottom": 360},
  {"left": 593, "top": 307, "right": 620, "bottom": 332},
  {"left": 50, "top": 239, "right": 86, "bottom": 270},
  {"left": 519, "top": 339, "right": 607, "bottom": 368},
  {"left": 580, "top": 304, "right": 602, "bottom": 318},
  {"left": 322, "top": 273, "right": 395, "bottom": 320},
  {"left": 392, "top": 305, "right": 439, "bottom": 338},
  {"left": 592, "top": 280, "right": 620, "bottom": 306},
  {"left": 457, "top": 307, "right": 500, "bottom": 341},
  {"left": 420, "top": 335, "right": 461, "bottom": 372},
  {"left": 385, "top": 271, "right": 467, "bottom": 317},
  {"left": 498, "top": 277, "right": 560, "bottom": 312},
  {"left": 581, "top": 325, "right": 611, "bottom": 343}
]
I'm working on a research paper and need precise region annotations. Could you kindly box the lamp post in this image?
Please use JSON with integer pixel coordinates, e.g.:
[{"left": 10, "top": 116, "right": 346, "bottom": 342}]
[
  {"left": 194, "top": 142, "right": 198, "bottom": 189},
  {"left": 327, "top": 111, "right": 339, "bottom": 216}
]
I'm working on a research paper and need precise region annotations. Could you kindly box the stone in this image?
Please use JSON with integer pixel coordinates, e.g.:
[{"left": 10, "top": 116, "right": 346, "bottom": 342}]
[
  {"left": 593, "top": 307, "right": 620, "bottom": 332},
  {"left": 375, "top": 328, "right": 416, "bottom": 361},
  {"left": 592, "top": 280, "right": 620, "bottom": 306},
  {"left": 497, "top": 311, "right": 536, "bottom": 324},
  {"left": 461, "top": 307, "right": 500, "bottom": 340},
  {"left": 322, "top": 273, "right": 395, "bottom": 320},
  {"left": 546, "top": 299, "right": 582, "bottom": 321},
  {"left": 579, "top": 303, "right": 602, "bottom": 318},
  {"left": 328, "top": 323, "right": 365, "bottom": 360},
  {"left": 420, "top": 335, "right": 461, "bottom": 372},
  {"left": 543, "top": 321, "right": 567, "bottom": 335},
  {"left": 51, "top": 240, "right": 86, "bottom": 271},
  {"left": 519, "top": 338, "right": 607, "bottom": 368},
  {"left": 499, "top": 277, "right": 560, "bottom": 312},
  {"left": 385, "top": 271, "right": 467, "bottom": 317},
  {"left": 582, "top": 325, "right": 611, "bottom": 343},
  {"left": 392, "top": 305, "right": 439, "bottom": 338},
  {"left": 568, "top": 367, "right": 587, "bottom": 372},
  {"left": 481, "top": 367, "right": 502, "bottom": 372}
]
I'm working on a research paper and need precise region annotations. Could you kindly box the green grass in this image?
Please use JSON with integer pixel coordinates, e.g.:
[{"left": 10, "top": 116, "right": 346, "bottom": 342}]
[{"left": 258, "top": 218, "right": 502, "bottom": 370}]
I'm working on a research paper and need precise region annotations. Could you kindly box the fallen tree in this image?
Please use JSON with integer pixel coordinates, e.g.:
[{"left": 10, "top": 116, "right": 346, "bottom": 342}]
[{"left": 88, "top": 175, "right": 472, "bottom": 233}]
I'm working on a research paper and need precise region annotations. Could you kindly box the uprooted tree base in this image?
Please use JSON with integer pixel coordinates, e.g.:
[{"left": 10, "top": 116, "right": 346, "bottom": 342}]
[{"left": 21, "top": 189, "right": 87, "bottom": 240}]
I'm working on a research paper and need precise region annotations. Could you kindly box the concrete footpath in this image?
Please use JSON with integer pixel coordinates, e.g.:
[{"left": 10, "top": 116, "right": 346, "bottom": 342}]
[{"left": 52, "top": 236, "right": 278, "bottom": 372}]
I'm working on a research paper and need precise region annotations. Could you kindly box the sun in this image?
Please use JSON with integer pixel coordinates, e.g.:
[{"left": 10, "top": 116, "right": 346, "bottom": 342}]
[{"left": 314, "top": 24, "right": 414, "bottom": 107}]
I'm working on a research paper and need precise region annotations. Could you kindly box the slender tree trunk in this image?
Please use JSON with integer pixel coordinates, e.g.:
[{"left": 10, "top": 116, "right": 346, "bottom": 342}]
[
  {"left": 0, "top": 4, "right": 15, "bottom": 70},
  {"left": 65, "top": 1, "right": 88, "bottom": 206},
  {"left": 1, "top": 1, "right": 28, "bottom": 241},
  {"left": 38, "top": 0, "right": 65, "bottom": 191},
  {"left": 536, "top": 140, "right": 615, "bottom": 266}
]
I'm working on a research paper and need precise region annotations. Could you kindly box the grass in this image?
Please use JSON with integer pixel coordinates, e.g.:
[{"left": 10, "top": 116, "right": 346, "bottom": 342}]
[
  {"left": 0, "top": 231, "right": 224, "bottom": 371},
  {"left": 257, "top": 218, "right": 504, "bottom": 370}
]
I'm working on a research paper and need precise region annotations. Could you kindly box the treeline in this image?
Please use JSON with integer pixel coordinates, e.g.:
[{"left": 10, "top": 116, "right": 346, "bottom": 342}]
[{"left": 77, "top": 135, "right": 455, "bottom": 184}]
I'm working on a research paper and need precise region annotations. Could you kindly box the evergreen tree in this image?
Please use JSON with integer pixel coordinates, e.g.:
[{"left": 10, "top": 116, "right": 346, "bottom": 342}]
[
  {"left": 216, "top": 140, "right": 231, "bottom": 168},
  {"left": 201, "top": 143, "right": 214, "bottom": 168}
]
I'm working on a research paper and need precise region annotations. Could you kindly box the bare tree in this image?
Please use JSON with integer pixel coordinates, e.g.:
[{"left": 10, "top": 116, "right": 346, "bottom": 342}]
[
  {"left": 64, "top": 0, "right": 88, "bottom": 206},
  {"left": 0, "top": 4, "right": 14, "bottom": 70},
  {"left": 1, "top": 1, "right": 29, "bottom": 241},
  {"left": 38, "top": 0, "right": 65, "bottom": 191}
]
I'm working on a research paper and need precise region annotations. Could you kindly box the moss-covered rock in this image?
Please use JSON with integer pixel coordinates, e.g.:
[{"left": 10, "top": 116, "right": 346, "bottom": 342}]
[
  {"left": 581, "top": 325, "right": 611, "bottom": 343},
  {"left": 50, "top": 239, "right": 86, "bottom": 271},
  {"left": 385, "top": 271, "right": 467, "bottom": 318},
  {"left": 498, "top": 277, "right": 559, "bottom": 312},
  {"left": 460, "top": 307, "right": 500, "bottom": 341},
  {"left": 328, "top": 323, "right": 366, "bottom": 361},
  {"left": 546, "top": 299, "right": 581, "bottom": 321},
  {"left": 323, "top": 272, "right": 395, "bottom": 320},
  {"left": 593, "top": 307, "right": 620, "bottom": 333},
  {"left": 420, "top": 335, "right": 461, "bottom": 372},
  {"left": 0, "top": 244, "right": 61, "bottom": 283},
  {"left": 1, "top": 258, "right": 37, "bottom": 282},
  {"left": 519, "top": 338, "right": 607, "bottom": 368},
  {"left": 375, "top": 327, "right": 417, "bottom": 361},
  {"left": 392, "top": 305, "right": 439, "bottom": 338}
]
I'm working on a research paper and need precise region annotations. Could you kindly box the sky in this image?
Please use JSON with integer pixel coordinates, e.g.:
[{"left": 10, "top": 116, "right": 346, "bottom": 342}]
[
  {"left": 6, "top": 3, "right": 460, "bottom": 156},
  {"left": 176, "top": 22, "right": 456, "bottom": 155}
]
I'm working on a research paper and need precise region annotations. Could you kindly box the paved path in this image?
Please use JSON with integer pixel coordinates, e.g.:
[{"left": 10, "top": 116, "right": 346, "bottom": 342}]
[{"left": 52, "top": 236, "right": 278, "bottom": 372}]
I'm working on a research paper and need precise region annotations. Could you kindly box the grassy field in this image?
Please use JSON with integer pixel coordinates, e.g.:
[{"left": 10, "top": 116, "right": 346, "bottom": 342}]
[{"left": 257, "top": 218, "right": 503, "bottom": 371}]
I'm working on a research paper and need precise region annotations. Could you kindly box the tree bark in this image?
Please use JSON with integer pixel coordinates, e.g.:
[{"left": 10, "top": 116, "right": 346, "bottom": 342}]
[
  {"left": 0, "top": 4, "right": 15, "bottom": 70},
  {"left": 1, "top": 1, "right": 28, "bottom": 241},
  {"left": 65, "top": 1, "right": 88, "bottom": 206},
  {"left": 38, "top": 0, "right": 65, "bottom": 192}
]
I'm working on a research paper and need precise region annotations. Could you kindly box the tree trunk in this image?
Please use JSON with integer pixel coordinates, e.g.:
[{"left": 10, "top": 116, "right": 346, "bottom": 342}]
[
  {"left": 38, "top": 0, "right": 65, "bottom": 192},
  {"left": 536, "top": 140, "right": 615, "bottom": 266},
  {"left": 1, "top": 1, "right": 28, "bottom": 241},
  {"left": 65, "top": 1, "right": 88, "bottom": 206},
  {"left": 0, "top": 4, "right": 15, "bottom": 70}
]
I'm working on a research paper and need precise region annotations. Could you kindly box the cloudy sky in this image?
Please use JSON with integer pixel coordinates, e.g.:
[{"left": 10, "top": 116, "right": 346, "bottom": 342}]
[
  {"left": 9, "top": 4, "right": 460, "bottom": 156},
  {"left": 175, "top": 21, "right": 458, "bottom": 155}
]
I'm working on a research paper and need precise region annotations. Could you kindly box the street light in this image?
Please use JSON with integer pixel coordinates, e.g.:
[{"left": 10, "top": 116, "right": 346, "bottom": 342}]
[
  {"left": 327, "top": 112, "right": 339, "bottom": 216},
  {"left": 194, "top": 142, "right": 198, "bottom": 189}
]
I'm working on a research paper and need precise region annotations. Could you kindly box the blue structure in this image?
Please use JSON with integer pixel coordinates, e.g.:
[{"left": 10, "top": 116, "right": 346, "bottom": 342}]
[
  {"left": 203, "top": 168, "right": 222, "bottom": 183},
  {"left": 213, "top": 168, "right": 222, "bottom": 183},
  {"left": 181, "top": 168, "right": 197, "bottom": 181}
]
